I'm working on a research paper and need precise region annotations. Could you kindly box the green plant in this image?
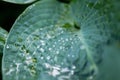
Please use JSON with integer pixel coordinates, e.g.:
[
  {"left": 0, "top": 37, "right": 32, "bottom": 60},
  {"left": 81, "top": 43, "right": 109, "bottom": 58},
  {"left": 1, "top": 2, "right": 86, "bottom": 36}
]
[{"left": 0, "top": 0, "right": 120, "bottom": 80}]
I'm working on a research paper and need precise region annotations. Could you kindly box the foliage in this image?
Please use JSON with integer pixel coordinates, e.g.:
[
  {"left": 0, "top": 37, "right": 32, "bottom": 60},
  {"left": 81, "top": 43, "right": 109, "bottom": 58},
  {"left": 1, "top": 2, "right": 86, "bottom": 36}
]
[{"left": 0, "top": 0, "right": 120, "bottom": 80}]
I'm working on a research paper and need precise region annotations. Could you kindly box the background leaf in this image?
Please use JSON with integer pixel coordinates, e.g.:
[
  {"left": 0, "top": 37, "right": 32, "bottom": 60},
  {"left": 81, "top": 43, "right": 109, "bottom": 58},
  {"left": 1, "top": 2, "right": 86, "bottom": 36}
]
[{"left": 2, "top": 0, "right": 37, "bottom": 4}]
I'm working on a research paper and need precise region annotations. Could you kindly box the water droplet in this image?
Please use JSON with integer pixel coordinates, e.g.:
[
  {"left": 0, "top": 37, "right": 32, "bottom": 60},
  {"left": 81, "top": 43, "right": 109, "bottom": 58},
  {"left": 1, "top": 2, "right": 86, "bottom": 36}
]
[
  {"left": 67, "top": 54, "right": 70, "bottom": 57},
  {"left": 56, "top": 51, "right": 59, "bottom": 54},
  {"left": 72, "top": 65, "right": 76, "bottom": 69},
  {"left": 48, "top": 69, "right": 60, "bottom": 77},
  {"left": 88, "top": 76, "right": 94, "bottom": 80},
  {"left": 70, "top": 70, "right": 74, "bottom": 75},
  {"left": 40, "top": 40, "right": 46, "bottom": 46},
  {"left": 41, "top": 57, "right": 44, "bottom": 60},
  {"left": 47, "top": 56, "right": 51, "bottom": 60},
  {"left": 65, "top": 38, "right": 69, "bottom": 41},
  {"left": 48, "top": 48, "right": 52, "bottom": 51},
  {"left": 40, "top": 48, "right": 44, "bottom": 52},
  {"left": 61, "top": 68, "right": 70, "bottom": 73},
  {"left": 6, "top": 45, "right": 9, "bottom": 49},
  {"left": 46, "top": 34, "right": 52, "bottom": 39},
  {"left": 44, "top": 63, "right": 51, "bottom": 68},
  {"left": 60, "top": 46, "right": 63, "bottom": 49}
]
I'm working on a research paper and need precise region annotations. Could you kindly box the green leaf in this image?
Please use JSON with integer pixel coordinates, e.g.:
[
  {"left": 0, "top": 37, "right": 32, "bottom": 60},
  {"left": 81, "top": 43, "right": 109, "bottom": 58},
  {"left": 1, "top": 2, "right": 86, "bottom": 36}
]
[
  {"left": 2, "top": 0, "right": 111, "bottom": 80},
  {"left": 2, "top": 0, "right": 37, "bottom": 4},
  {"left": 0, "top": 27, "right": 8, "bottom": 54}
]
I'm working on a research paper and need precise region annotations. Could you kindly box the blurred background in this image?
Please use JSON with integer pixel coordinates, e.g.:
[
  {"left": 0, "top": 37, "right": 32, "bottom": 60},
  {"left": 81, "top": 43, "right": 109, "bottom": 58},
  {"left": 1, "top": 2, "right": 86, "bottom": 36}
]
[{"left": 0, "top": 1, "right": 30, "bottom": 31}]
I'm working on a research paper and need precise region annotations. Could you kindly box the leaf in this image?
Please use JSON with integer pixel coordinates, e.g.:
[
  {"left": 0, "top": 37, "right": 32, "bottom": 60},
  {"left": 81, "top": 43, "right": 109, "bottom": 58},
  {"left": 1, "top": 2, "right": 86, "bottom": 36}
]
[
  {"left": 0, "top": 27, "right": 8, "bottom": 54},
  {"left": 2, "top": 0, "right": 37, "bottom": 4},
  {"left": 2, "top": 0, "right": 110, "bottom": 80}
]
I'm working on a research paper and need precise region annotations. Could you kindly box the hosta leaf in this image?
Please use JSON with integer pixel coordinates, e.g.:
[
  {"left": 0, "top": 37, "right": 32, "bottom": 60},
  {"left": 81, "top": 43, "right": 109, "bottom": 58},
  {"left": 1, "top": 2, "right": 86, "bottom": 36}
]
[
  {"left": 2, "top": 0, "right": 110, "bottom": 80},
  {"left": 0, "top": 27, "right": 8, "bottom": 54},
  {"left": 3, "top": 0, "right": 37, "bottom": 4}
]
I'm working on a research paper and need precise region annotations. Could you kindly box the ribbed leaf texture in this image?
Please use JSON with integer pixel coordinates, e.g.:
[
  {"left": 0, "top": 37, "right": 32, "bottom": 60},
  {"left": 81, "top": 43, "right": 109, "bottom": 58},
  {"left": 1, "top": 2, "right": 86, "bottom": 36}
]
[{"left": 2, "top": 0, "right": 117, "bottom": 80}]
